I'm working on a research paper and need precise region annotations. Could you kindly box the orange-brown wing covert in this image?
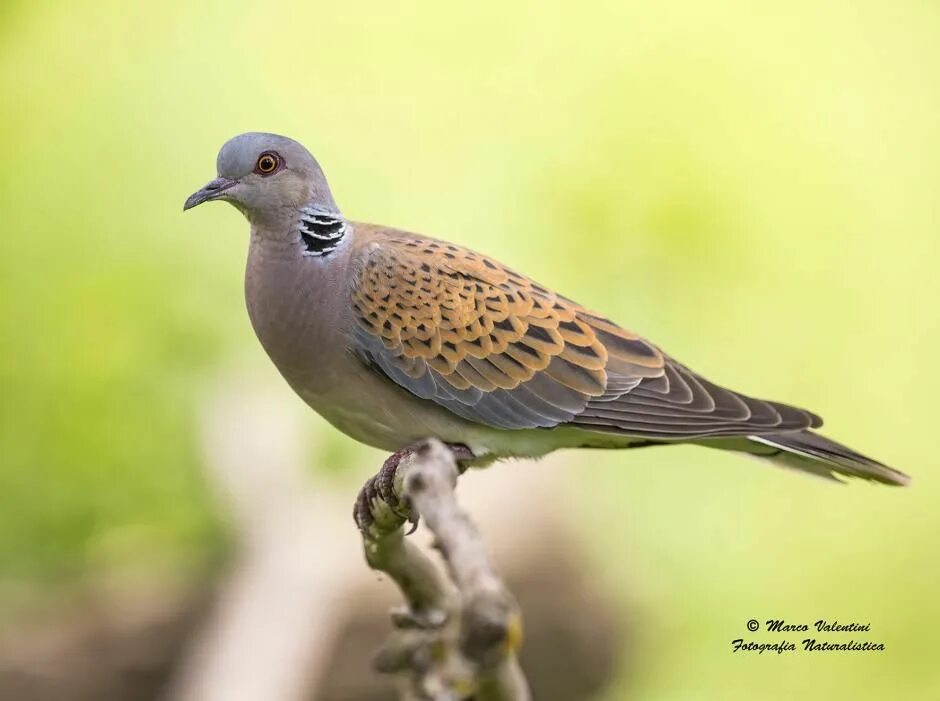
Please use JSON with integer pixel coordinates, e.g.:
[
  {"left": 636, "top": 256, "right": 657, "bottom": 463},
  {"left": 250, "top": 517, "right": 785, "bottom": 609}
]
[{"left": 349, "top": 229, "right": 821, "bottom": 437}]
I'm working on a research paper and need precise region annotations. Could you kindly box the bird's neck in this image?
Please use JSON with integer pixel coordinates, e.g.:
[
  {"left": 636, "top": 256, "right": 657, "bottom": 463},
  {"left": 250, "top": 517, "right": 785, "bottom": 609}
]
[
  {"left": 244, "top": 213, "right": 356, "bottom": 392},
  {"left": 245, "top": 204, "right": 348, "bottom": 252}
]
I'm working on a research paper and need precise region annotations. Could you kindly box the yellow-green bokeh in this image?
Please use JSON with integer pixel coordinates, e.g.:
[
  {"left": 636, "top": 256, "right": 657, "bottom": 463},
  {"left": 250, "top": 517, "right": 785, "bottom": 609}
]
[{"left": 1, "top": 1, "right": 938, "bottom": 698}]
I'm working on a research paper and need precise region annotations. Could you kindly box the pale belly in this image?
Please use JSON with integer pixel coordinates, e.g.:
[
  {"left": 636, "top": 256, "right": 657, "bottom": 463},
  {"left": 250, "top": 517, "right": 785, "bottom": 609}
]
[
  {"left": 286, "top": 350, "right": 629, "bottom": 463},
  {"left": 288, "top": 352, "right": 495, "bottom": 453}
]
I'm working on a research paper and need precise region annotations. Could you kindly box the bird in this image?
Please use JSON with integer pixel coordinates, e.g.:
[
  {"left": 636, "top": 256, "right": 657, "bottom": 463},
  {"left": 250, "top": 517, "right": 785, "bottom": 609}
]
[{"left": 184, "top": 132, "right": 910, "bottom": 522}]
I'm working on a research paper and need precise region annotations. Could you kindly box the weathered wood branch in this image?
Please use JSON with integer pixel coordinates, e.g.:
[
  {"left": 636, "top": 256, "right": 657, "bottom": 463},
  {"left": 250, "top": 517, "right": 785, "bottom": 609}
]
[{"left": 358, "top": 439, "right": 530, "bottom": 701}]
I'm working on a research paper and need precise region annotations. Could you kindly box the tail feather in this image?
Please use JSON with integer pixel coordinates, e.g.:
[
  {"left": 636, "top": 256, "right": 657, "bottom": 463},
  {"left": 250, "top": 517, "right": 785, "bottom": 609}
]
[{"left": 741, "top": 431, "right": 910, "bottom": 486}]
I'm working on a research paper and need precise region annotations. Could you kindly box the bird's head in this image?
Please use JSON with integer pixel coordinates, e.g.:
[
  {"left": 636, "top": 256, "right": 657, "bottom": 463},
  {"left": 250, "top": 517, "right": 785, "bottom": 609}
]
[{"left": 184, "top": 132, "right": 338, "bottom": 221}]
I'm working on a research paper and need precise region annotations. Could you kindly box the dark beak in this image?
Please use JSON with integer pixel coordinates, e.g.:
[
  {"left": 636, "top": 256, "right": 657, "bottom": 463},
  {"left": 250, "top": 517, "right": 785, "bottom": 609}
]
[{"left": 183, "top": 177, "right": 238, "bottom": 211}]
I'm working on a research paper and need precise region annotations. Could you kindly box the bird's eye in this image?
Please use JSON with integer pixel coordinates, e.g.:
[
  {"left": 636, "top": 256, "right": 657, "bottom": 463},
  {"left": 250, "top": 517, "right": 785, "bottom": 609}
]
[{"left": 255, "top": 152, "right": 280, "bottom": 175}]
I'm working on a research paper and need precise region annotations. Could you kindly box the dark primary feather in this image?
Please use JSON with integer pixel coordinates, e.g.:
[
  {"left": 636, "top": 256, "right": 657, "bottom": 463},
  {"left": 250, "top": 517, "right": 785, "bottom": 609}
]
[{"left": 574, "top": 358, "right": 822, "bottom": 439}]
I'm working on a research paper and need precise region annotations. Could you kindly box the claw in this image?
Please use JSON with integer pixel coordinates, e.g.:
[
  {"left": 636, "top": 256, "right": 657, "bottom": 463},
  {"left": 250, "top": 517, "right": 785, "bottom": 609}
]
[
  {"left": 405, "top": 511, "right": 420, "bottom": 535},
  {"left": 353, "top": 442, "right": 475, "bottom": 533}
]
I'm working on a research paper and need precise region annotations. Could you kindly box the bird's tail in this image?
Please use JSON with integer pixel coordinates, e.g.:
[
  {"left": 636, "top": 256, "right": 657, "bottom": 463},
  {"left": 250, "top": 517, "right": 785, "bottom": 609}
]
[{"left": 711, "top": 431, "right": 910, "bottom": 486}]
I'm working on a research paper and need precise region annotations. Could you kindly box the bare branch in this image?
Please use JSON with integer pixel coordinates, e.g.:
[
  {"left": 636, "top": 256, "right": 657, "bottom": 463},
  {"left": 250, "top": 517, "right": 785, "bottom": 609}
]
[{"left": 359, "top": 439, "right": 530, "bottom": 701}]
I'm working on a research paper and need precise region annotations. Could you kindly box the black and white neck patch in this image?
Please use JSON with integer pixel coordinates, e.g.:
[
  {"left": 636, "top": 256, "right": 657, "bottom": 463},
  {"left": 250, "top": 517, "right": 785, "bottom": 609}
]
[{"left": 298, "top": 205, "right": 347, "bottom": 257}]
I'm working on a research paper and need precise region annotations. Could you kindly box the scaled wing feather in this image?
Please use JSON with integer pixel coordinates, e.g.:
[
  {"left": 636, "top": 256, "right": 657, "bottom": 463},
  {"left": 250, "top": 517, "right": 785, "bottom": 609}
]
[{"left": 349, "top": 227, "right": 820, "bottom": 438}]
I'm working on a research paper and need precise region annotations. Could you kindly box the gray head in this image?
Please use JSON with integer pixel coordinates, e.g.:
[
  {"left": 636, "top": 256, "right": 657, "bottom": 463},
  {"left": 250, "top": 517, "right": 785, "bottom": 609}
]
[{"left": 184, "top": 133, "right": 338, "bottom": 220}]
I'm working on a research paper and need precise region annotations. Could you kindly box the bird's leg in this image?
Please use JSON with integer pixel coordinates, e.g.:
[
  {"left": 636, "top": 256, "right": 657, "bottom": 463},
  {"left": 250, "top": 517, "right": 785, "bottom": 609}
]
[{"left": 353, "top": 442, "right": 474, "bottom": 532}]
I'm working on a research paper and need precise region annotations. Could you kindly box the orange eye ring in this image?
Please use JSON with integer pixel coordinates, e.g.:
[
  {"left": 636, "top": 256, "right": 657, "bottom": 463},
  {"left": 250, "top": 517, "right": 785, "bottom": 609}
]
[{"left": 255, "top": 152, "right": 279, "bottom": 175}]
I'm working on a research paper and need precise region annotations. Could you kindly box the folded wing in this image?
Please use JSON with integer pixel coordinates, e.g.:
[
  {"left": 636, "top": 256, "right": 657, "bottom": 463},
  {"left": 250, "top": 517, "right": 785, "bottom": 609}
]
[{"left": 348, "top": 228, "right": 820, "bottom": 438}]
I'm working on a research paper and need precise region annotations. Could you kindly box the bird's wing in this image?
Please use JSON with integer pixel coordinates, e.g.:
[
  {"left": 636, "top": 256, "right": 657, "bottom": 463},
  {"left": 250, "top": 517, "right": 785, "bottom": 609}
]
[{"left": 348, "top": 228, "right": 821, "bottom": 437}]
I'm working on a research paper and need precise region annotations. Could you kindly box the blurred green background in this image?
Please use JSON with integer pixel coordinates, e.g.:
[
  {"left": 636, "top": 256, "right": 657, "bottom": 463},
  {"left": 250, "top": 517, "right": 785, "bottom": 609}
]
[{"left": 1, "top": 0, "right": 938, "bottom": 698}]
